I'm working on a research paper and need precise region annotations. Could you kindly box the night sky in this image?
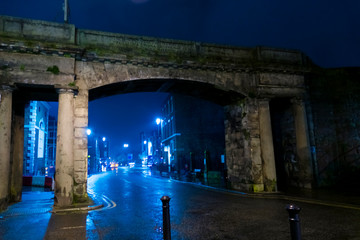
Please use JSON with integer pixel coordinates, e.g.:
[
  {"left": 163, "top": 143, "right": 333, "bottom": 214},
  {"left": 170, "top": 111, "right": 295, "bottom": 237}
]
[{"left": 2, "top": 0, "right": 359, "bottom": 157}]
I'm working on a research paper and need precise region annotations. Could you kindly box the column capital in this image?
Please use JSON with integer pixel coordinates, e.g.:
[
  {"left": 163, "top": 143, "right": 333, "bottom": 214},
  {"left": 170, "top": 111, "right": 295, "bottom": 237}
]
[
  {"left": 258, "top": 97, "right": 271, "bottom": 102},
  {"left": 290, "top": 97, "right": 304, "bottom": 105},
  {"left": 0, "top": 85, "right": 15, "bottom": 92},
  {"left": 55, "top": 85, "right": 78, "bottom": 95},
  {"left": 258, "top": 98, "right": 271, "bottom": 106}
]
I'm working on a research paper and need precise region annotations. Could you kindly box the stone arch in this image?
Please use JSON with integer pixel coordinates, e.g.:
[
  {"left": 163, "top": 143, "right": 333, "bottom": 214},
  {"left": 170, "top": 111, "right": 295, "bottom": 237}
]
[
  {"left": 75, "top": 59, "right": 253, "bottom": 100},
  {"left": 87, "top": 78, "right": 245, "bottom": 105},
  {"left": 0, "top": 14, "right": 314, "bottom": 208}
]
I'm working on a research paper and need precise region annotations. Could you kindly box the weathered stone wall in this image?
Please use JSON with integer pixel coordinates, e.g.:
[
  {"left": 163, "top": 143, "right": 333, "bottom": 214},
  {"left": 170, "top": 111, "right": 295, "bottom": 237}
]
[
  {"left": 73, "top": 85, "right": 89, "bottom": 203},
  {"left": 0, "top": 15, "right": 75, "bottom": 43},
  {"left": 0, "top": 86, "right": 13, "bottom": 211},
  {"left": 224, "top": 98, "right": 264, "bottom": 192},
  {"left": 307, "top": 68, "right": 360, "bottom": 189},
  {"left": 10, "top": 100, "right": 24, "bottom": 202}
]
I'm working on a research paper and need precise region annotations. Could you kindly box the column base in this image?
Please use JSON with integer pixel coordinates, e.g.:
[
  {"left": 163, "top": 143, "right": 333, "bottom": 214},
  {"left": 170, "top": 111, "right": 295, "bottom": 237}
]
[
  {"left": 230, "top": 182, "right": 265, "bottom": 193},
  {"left": 55, "top": 195, "right": 73, "bottom": 207},
  {"left": 264, "top": 179, "right": 277, "bottom": 192},
  {"left": 10, "top": 186, "right": 22, "bottom": 202},
  {"left": 0, "top": 197, "right": 9, "bottom": 212}
]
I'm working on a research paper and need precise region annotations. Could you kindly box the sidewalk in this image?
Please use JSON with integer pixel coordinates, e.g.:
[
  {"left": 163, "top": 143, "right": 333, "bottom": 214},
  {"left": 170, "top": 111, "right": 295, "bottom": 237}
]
[
  {"left": 150, "top": 167, "right": 360, "bottom": 209},
  {"left": 0, "top": 187, "right": 54, "bottom": 218},
  {"left": 0, "top": 186, "right": 104, "bottom": 218}
]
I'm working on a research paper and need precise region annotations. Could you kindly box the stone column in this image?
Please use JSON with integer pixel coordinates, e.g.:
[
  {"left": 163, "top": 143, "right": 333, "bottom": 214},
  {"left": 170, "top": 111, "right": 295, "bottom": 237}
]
[
  {"left": 0, "top": 85, "right": 13, "bottom": 211},
  {"left": 258, "top": 99, "right": 277, "bottom": 192},
  {"left": 224, "top": 99, "right": 264, "bottom": 192},
  {"left": 292, "top": 98, "right": 313, "bottom": 188},
  {"left": 73, "top": 88, "right": 89, "bottom": 203},
  {"left": 10, "top": 99, "right": 25, "bottom": 202},
  {"left": 55, "top": 88, "right": 75, "bottom": 207}
]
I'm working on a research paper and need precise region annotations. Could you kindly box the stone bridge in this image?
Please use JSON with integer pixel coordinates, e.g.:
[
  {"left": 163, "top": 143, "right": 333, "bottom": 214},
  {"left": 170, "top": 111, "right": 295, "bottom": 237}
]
[{"left": 0, "top": 16, "right": 313, "bottom": 208}]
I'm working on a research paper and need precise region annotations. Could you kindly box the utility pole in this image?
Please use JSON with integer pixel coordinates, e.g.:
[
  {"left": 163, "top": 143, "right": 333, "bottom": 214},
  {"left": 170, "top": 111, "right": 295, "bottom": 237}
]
[{"left": 63, "top": 0, "right": 69, "bottom": 23}]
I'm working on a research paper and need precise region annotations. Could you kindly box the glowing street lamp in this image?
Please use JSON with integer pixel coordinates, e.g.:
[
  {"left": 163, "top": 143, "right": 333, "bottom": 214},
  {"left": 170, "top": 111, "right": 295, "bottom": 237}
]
[
  {"left": 155, "top": 118, "right": 162, "bottom": 164},
  {"left": 102, "top": 137, "right": 106, "bottom": 142},
  {"left": 123, "top": 143, "right": 129, "bottom": 148},
  {"left": 86, "top": 129, "right": 92, "bottom": 136}
]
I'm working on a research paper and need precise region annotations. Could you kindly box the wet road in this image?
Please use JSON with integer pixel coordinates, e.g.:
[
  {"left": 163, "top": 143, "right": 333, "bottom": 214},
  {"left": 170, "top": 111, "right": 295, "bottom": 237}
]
[{"left": 1, "top": 167, "right": 360, "bottom": 239}]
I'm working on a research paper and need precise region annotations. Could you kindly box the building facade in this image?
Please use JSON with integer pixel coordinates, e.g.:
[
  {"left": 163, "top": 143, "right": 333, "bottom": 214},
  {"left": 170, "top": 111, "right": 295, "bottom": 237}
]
[
  {"left": 140, "top": 127, "right": 162, "bottom": 166},
  {"left": 46, "top": 115, "right": 57, "bottom": 177},
  {"left": 160, "top": 94, "right": 225, "bottom": 182},
  {"left": 88, "top": 134, "right": 110, "bottom": 173},
  {"left": 23, "top": 101, "right": 50, "bottom": 176}
]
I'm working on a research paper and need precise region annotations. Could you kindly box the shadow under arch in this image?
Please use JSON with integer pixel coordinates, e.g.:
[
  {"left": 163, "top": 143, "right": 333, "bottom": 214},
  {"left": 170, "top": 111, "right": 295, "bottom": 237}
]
[{"left": 88, "top": 78, "right": 245, "bottom": 106}]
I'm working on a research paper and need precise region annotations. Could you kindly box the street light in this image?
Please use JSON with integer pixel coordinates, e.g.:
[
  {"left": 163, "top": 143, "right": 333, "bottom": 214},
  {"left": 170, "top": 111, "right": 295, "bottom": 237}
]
[
  {"left": 156, "top": 118, "right": 161, "bottom": 125},
  {"left": 102, "top": 137, "right": 106, "bottom": 142},
  {"left": 86, "top": 129, "right": 92, "bottom": 135},
  {"left": 155, "top": 118, "right": 163, "bottom": 164},
  {"left": 123, "top": 143, "right": 129, "bottom": 148}
]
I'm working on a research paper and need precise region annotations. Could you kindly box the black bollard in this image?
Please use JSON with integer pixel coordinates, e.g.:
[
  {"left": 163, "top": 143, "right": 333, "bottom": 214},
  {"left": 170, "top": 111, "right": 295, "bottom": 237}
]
[
  {"left": 161, "top": 196, "right": 171, "bottom": 240},
  {"left": 286, "top": 204, "right": 302, "bottom": 240}
]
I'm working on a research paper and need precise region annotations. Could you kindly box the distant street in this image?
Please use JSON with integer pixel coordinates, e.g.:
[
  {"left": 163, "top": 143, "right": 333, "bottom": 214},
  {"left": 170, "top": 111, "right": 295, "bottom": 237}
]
[{"left": 1, "top": 167, "right": 360, "bottom": 239}]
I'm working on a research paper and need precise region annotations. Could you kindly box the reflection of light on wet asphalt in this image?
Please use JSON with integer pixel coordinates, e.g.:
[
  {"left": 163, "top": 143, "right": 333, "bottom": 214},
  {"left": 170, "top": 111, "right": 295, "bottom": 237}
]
[
  {"left": 88, "top": 174, "right": 117, "bottom": 211},
  {"left": 87, "top": 188, "right": 116, "bottom": 211},
  {"left": 100, "top": 194, "right": 117, "bottom": 210},
  {"left": 123, "top": 178, "right": 148, "bottom": 189},
  {"left": 87, "top": 171, "right": 176, "bottom": 214}
]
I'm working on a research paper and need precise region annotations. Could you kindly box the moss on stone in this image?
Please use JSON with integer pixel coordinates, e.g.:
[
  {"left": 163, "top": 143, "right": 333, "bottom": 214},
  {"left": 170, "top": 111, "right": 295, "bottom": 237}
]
[
  {"left": 73, "top": 193, "right": 91, "bottom": 204},
  {"left": 68, "top": 81, "right": 76, "bottom": 87},
  {"left": 252, "top": 184, "right": 264, "bottom": 192},
  {"left": 47, "top": 65, "right": 59, "bottom": 74}
]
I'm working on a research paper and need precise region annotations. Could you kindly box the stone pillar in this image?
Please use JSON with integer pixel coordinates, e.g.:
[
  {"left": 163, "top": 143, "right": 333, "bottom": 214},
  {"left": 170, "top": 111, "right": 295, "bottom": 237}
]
[
  {"left": 224, "top": 99, "right": 264, "bottom": 192},
  {"left": 292, "top": 98, "right": 313, "bottom": 188},
  {"left": 55, "top": 88, "right": 75, "bottom": 207},
  {"left": 0, "top": 86, "right": 13, "bottom": 211},
  {"left": 10, "top": 99, "right": 25, "bottom": 202},
  {"left": 73, "top": 88, "right": 89, "bottom": 203},
  {"left": 258, "top": 99, "right": 277, "bottom": 192}
]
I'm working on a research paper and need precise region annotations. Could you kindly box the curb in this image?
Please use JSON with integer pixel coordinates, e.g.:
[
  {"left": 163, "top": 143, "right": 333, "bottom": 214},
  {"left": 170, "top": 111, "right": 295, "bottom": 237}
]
[
  {"left": 170, "top": 177, "right": 360, "bottom": 211},
  {"left": 51, "top": 204, "right": 104, "bottom": 213}
]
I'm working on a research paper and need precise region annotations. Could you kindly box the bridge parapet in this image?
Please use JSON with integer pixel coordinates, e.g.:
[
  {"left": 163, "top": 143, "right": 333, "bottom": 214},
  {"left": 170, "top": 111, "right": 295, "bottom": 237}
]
[
  {"left": 0, "top": 15, "right": 75, "bottom": 44},
  {"left": 0, "top": 15, "right": 311, "bottom": 75}
]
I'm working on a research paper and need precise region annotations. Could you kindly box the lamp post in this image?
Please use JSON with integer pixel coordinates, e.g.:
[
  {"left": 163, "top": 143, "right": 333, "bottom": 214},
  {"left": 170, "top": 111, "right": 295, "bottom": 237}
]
[
  {"left": 63, "top": 0, "right": 69, "bottom": 23},
  {"left": 123, "top": 143, "right": 132, "bottom": 166},
  {"left": 156, "top": 118, "right": 162, "bottom": 163}
]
